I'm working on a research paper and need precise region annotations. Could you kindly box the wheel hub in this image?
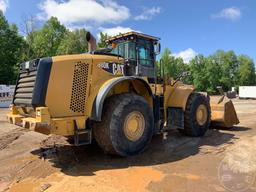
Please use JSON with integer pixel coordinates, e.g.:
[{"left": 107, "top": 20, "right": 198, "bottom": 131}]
[
  {"left": 196, "top": 104, "right": 208, "bottom": 126},
  {"left": 124, "top": 111, "right": 145, "bottom": 141}
]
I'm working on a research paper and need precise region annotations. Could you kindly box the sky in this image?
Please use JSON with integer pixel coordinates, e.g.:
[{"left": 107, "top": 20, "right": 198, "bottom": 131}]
[{"left": 1, "top": 0, "right": 255, "bottom": 63}]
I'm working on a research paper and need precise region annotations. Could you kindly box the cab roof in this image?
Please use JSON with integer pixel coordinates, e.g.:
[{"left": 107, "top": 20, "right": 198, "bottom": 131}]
[{"left": 106, "top": 31, "right": 160, "bottom": 43}]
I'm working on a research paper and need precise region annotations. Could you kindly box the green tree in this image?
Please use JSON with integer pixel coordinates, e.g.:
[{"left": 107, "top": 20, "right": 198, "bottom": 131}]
[
  {"left": 159, "top": 48, "right": 171, "bottom": 76},
  {"left": 31, "top": 17, "right": 66, "bottom": 57},
  {"left": 57, "top": 29, "right": 88, "bottom": 55},
  {"left": 0, "top": 11, "right": 25, "bottom": 84},
  {"left": 160, "top": 48, "right": 187, "bottom": 79},
  {"left": 204, "top": 57, "right": 222, "bottom": 93},
  {"left": 97, "top": 32, "right": 109, "bottom": 49},
  {"left": 19, "top": 15, "right": 38, "bottom": 60},
  {"left": 189, "top": 55, "right": 222, "bottom": 94},
  {"left": 211, "top": 50, "right": 239, "bottom": 91},
  {"left": 189, "top": 55, "right": 208, "bottom": 91},
  {"left": 237, "top": 55, "right": 255, "bottom": 86}
]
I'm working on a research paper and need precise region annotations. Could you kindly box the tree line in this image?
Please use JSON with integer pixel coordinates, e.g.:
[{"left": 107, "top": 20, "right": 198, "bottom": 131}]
[
  {"left": 0, "top": 12, "right": 255, "bottom": 94},
  {"left": 160, "top": 48, "right": 255, "bottom": 94},
  {"left": 0, "top": 12, "right": 106, "bottom": 84}
]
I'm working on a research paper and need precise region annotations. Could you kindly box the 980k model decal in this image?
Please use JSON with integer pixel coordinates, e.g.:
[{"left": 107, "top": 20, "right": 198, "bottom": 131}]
[{"left": 97, "top": 62, "right": 124, "bottom": 75}]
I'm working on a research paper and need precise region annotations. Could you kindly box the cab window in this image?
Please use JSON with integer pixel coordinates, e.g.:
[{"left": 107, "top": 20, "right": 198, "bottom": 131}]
[
  {"left": 125, "top": 42, "right": 136, "bottom": 60},
  {"left": 109, "top": 39, "right": 154, "bottom": 67},
  {"left": 137, "top": 40, "right": 154, "bottom": 67},
  {"left": 111, "top": 42, "right": 136, "bottom": 60},
  {"left": 118, "top": 44, "right": 125, "bottom": 57}
]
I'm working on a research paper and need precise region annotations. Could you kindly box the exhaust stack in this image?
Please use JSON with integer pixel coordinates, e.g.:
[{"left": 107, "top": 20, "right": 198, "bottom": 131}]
[{"left": 86, "top": 32, "right": 96, "bottom": 52}]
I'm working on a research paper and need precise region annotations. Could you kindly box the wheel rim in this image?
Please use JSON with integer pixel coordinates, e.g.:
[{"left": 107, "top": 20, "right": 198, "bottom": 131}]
[
  {"left": 124, "top": 111, "right": 145, "bottom": 142},
  {"left": 196, "top": 104, "right": 208, "bottom": 126}
]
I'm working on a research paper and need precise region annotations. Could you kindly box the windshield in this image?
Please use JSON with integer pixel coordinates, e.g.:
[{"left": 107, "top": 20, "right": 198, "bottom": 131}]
[
  {"left": 108, "top": 42, "right": 135, "bottom": 60},
  {"left": 97, "top": 40, "right": 154, "bottom": 67}
]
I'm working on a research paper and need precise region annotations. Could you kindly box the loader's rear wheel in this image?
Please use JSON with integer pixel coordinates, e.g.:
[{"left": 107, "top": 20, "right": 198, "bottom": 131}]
[
  {"left": 180, "top": 93, "right": 211, "bottom": 137},
  {"left": 93, "top": 94, "right": 154, "bottom": 156}
]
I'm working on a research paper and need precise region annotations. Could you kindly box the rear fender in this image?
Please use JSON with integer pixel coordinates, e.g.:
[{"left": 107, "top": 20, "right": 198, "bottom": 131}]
[{"left": 91, "top": 76, "right": 154, "bottom": 121}]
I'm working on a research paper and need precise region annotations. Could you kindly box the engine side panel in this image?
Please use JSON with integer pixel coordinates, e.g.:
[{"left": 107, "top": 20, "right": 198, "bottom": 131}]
[
  {"left": 45, "top": 55, "right": 92, "bottom": 117},
  {"left": 45, "top": 54, "right": 124, "bottom": 118}
]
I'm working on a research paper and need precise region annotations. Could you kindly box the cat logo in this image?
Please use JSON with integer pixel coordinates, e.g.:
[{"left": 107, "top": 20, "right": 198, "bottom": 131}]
[
  {"left": 97, "top": 62, "right": 124, "bottom": 75},
  {"left": 112, "top": 63, "right": 124, "bottom": 75}
]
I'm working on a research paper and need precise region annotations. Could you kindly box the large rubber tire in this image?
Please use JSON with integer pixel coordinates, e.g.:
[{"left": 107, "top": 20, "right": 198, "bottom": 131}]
[
  {"left": 180, "top": 93, "right": 211, "bottom": 137},
  {"left": 92, "top": 93, "right": 154, "bottom": 156}
]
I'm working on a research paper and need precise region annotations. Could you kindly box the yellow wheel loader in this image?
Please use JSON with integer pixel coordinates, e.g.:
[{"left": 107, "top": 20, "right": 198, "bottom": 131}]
[{"left": 7, "top": 32, "right": 239, "bottom": 156}]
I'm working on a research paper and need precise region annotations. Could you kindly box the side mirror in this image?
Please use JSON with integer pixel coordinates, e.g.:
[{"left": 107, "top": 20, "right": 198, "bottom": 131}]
[{"left": 154, "top": 41, "right": 161, "bottom": 55}]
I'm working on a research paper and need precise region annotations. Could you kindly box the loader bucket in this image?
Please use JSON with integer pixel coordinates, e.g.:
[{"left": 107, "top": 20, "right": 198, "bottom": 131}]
[{"left": 210, "top": 96, "right": 239, "bottom": 128}]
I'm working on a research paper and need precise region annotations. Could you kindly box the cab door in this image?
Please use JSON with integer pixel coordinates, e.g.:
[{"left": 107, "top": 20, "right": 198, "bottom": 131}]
[{"left": 137, "top": 39, "right": 156, "bottom": 78}]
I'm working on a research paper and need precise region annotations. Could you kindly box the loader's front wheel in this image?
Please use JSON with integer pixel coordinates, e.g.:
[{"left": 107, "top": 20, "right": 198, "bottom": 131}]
[
  {"left": 93, "top": 94, "right": 154, "bottom": 156},
  {"left": 180, "top": 93, "right": 211, "bottom": 137}
]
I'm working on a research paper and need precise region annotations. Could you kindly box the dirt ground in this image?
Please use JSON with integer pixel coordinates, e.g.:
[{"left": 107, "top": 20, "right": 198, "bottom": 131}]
[{"left": 0, "top": 99, "right": 256, "bottom": 192}]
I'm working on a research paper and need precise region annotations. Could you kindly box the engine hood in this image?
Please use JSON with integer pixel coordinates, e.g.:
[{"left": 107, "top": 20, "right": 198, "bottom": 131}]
[{"left": 52, "top": 53, "right": 123, "bottom": 64}]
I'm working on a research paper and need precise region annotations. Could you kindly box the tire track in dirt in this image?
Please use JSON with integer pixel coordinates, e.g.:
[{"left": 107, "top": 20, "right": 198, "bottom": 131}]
[{"left": 0, "top": 129, "right": 24, "bottom": 150}]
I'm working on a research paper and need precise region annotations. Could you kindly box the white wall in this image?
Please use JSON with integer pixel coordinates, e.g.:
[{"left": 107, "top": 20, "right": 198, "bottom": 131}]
[
  {"left": 0, "top": 85, "right": 14, "bottom": 97},
  {"left": 239, "top": 86, "right": 256, "bottom": 99}
]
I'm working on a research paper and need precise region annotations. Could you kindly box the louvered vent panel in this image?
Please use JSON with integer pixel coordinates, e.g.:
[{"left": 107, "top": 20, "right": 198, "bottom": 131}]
[
  {"left": 70, "top": 62, "right": 89, "bottom": 113},
  {"left": 14, "top": 70, "right": 37, "bottom": 105}
]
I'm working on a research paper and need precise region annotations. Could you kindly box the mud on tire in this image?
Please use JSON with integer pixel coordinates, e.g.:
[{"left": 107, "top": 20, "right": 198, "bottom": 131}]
[{"left": 92, "top": 93, "right": 154, "bottom": 156}]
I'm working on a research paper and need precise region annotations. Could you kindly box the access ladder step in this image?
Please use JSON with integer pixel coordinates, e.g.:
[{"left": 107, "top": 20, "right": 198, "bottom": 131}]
[
  {"left": 76, "top": 129, "right": 88, "bottom": 134},
  {"left": 73, "top": 120, "right": 92, "bottom": 146}
]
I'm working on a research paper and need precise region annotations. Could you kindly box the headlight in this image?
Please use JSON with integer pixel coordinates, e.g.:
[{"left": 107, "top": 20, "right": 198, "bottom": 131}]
[
  {"left": 25, "top": 61, "right": 30, "bottom": 69},
  {"left": 36, "top": 111, "right": 41, "bottom": 116}
]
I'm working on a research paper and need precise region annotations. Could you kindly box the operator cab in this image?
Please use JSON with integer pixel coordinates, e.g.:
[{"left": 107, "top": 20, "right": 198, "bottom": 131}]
[{"left": 106, "top": 32, "right": 161, "bottom": 78}]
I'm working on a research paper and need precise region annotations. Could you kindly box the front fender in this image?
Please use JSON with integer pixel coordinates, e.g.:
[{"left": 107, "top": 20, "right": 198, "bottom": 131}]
[{"left": 167, "top": 84, "right": 195, "bottom": 111}]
